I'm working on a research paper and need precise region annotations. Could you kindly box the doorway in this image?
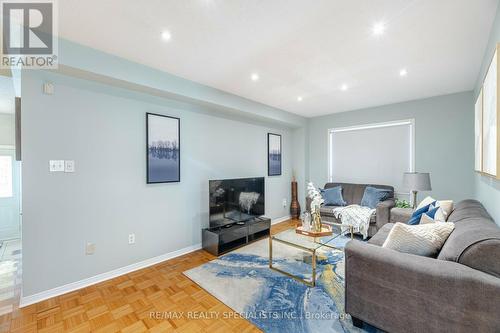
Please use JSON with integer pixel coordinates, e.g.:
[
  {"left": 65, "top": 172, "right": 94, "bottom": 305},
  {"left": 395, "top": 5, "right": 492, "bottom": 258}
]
[{"left": 0, "top": 147, "right": 20, "bottom": 241}]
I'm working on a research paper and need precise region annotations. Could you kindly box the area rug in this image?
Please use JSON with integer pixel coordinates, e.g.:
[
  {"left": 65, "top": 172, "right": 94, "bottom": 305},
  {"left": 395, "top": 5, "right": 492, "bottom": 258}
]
[{"left": 184, "top": 235, "right": 379, "bottom": 333}]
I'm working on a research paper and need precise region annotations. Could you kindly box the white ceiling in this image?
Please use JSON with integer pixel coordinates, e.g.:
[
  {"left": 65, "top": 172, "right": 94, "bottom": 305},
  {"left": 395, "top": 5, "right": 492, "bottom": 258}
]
[{"left": 58, "top": 0, "right": 498, "bottom": 117}]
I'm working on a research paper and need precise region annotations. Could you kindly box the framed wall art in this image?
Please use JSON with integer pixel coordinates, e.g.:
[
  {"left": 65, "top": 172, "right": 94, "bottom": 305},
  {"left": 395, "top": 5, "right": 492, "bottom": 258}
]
[
  {"left": 267, "top": 133, "right": 282, "bottom": 176},
  {"left": 146, "top": 113, "right": 180, "bottom": 183}
]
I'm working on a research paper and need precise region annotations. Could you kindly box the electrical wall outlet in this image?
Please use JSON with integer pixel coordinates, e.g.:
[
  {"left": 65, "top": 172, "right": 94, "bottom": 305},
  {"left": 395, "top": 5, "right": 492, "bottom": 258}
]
[
  {"left": 282, "top": 199, "right": 287, "bottom": 207},
  {"left": 64, "top": 160, "right": 75, "bottom": 173},
  {"left": 86, "top": 242, "right": 95, "bottom": 255},
  {"left": 49, "top": 160, "right": 65, "bottom": 172},
  {"left": 128, "top": 233, "right": 135, "bottom": 244}
]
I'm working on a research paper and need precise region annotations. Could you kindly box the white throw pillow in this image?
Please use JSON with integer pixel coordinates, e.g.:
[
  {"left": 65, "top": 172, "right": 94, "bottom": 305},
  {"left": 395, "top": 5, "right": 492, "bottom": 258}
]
[
  {"left": 416, "top": 196, "right": 436, "bottom": 210},
  {"left": 437, "top": 200, "right": 454, "bottom": 216},
  {"left": 382, "top": 222, "right": 455, "bottom": 257}
]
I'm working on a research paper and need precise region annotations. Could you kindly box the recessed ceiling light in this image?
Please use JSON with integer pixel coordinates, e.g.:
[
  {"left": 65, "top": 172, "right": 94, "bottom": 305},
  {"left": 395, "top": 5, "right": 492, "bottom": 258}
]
[
  {"left": 251, "top": 73, "right": 259, "bottom": 81},
  {"left": 399, "top": 68, "right": 408, "bottom": 77},
  {"left": 161, "top": 30, "right": 172, "bottom": 41},
  {"left": 341, "top": 84, "right": 348, "bottom": 91},
  {"left": 372, "top": 22, "right": 386, "bottom": 36},
  {"left": 297, "top": 96, "right": 303, "bottom": 102}
]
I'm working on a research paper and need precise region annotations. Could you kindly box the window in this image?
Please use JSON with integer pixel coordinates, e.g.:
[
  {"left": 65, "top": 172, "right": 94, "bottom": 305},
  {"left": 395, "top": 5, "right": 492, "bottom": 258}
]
[
  {"left": 328, "top": 119, "right": 415, "bottom": 197},
  {"left": 0, "top": 155, "right": 13, "bottom": 198}
]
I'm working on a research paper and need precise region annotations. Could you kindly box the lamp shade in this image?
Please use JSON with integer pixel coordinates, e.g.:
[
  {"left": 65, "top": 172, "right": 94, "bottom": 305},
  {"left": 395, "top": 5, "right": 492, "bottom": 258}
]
[{"left": 403, "top": 172, "right": 432, "bottom": 191}]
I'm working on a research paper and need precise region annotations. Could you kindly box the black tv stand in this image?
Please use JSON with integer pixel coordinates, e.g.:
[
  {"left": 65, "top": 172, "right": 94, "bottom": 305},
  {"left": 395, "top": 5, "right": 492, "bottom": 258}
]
[{"left": 202, "top": 217, "right": 271, "bottom": 256}]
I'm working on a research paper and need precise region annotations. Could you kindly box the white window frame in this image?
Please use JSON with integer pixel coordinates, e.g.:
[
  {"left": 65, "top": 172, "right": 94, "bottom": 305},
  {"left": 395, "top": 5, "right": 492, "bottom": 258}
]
[{"left": 327, "top": 119, "right": 416, "bottom": 196}]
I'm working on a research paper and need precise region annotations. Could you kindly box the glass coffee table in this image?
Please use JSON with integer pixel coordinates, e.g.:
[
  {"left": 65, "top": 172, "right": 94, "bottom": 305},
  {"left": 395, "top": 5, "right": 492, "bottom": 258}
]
[{"left": 269, "top": 229, "right": 342, "bottom": 287}]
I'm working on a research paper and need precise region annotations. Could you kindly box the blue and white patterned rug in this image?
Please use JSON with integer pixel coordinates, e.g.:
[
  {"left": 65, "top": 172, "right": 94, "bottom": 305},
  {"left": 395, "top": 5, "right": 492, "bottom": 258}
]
[{"left": 184, "top": 235, "right": 379, "bottom": 333}]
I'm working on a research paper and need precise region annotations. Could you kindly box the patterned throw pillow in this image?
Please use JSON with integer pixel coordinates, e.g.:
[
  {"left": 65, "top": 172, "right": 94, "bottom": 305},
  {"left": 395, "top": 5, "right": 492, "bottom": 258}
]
[
  {"left": 382, "top": 222, "right": 455, "bottom": 257},
  {"left": 417, "top": 196, "right": 454, "bottom": 220},
  {"left": 408, "top": 201, "right": 436, "bottom": 225},
  {"left": 423, "top": 204, "right": 447, "bottom": 223}
]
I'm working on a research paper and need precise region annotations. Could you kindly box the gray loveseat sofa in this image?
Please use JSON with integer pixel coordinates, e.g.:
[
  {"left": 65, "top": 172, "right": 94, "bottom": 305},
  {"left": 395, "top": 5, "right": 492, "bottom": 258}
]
[
  {"left": 345, "top": 200, "right": 500, "bottom": 332},
  {"left": 307, "top": 182, "right": 395, "bottom": 237}
]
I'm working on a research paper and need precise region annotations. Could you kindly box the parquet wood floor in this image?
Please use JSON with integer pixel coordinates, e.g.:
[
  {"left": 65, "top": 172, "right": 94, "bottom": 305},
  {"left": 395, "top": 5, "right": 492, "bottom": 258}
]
[{"left": 0, "top": 219, "right": 298, "bottom": 332}]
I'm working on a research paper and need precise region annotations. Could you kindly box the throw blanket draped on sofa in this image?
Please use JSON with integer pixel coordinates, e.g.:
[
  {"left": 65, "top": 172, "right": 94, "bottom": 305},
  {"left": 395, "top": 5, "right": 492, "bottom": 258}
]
[{"left": 330, "top": 205, "right": 375, "bottom": 239}]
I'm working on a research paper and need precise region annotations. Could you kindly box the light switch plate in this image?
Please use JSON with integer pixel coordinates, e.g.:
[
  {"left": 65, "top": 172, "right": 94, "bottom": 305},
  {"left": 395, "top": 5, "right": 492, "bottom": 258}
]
[
  {"left": 64, "top": 160, "right": 75, "bottom": 173},
  {"left": 86, "top": 242, "right": 95, "bottom": 255},
  {"left": 43, "top": 82, "right": 54, "bottom": 95},
  {"left": 49, "top": 160, "right": 65, "bottom": 172}
]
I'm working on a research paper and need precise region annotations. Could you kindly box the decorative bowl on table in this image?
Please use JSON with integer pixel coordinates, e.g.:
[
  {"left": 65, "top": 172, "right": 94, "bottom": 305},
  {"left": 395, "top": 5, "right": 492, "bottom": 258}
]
[{"left": 295, "top": 225, "right": 333, "bottom": 237}]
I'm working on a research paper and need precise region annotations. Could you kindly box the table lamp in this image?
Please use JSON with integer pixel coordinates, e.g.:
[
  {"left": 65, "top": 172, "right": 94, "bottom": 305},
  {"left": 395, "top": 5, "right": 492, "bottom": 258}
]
[{"left": 403, "top": 172, "right": 432, "bottom": 208}]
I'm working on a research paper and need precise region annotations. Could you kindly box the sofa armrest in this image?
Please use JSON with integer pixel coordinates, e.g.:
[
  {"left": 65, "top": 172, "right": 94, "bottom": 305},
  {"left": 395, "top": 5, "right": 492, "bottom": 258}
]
[
  {"left": 389, "top": 207, "right": 414, "bottom": 223},
  {"left": 345, "top": 240, "right": 500, "bottom": 332},
  {"left": 375, "top": 199, "right": 395, "bottom": 229}
]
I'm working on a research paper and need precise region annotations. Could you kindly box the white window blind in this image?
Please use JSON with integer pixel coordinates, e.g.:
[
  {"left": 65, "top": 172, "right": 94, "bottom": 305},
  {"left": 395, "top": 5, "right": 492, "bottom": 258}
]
[{"left": 328, "top": 120, "right": 415, "bottom": 197}]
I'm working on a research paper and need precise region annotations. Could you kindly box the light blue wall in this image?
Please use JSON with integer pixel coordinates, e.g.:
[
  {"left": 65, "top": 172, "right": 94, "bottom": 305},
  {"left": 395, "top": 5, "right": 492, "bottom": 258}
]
[
  {"left": 21, "top": 70, "right": 296, "bottom": 296},
  {"left": 291, "top": 125, "right": 310, "bottom": 210},
  {"left": 308, "top": 91, "right": 475, "bottom": 204},
  {"left": 57, "top": 39, "right": 306, "bottom": 129},
  {"left": 473, "top": 3, "right": 500, "bottom": 225}
]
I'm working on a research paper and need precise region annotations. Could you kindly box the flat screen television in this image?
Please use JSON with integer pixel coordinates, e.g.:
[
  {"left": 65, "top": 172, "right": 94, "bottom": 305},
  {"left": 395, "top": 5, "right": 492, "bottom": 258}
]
[{"left": 209, "top": 177, "right": 265, "bottom": 228}]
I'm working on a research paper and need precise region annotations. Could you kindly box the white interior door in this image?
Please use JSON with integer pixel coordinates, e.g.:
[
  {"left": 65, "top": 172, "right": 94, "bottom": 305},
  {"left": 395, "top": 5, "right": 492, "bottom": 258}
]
[{"left": 0, "top": 148, "right": 20, "bottom": 240}]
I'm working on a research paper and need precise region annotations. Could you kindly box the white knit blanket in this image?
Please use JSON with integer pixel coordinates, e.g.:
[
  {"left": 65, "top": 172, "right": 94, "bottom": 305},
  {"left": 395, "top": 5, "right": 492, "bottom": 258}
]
[{"left": 329, "top": 205, "right": 375, "bottom": 239}]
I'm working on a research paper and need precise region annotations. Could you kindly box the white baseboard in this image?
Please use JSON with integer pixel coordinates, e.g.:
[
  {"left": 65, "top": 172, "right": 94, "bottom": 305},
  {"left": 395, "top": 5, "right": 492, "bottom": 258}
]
[
  {"left": 20, "top": 216, "right": 291, "bottom": 307},
  {"left": 271, "top": 215, "right": 292, "bottom": 225},
  {"left": 19, "top": 243, "right": 202, "bottom": 308}
]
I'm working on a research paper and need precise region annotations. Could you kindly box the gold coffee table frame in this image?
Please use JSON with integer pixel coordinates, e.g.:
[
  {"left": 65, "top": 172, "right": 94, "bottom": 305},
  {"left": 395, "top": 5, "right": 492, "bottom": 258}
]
[
  {"left": 326, "top": 222, "right": 355, "bottom": 239},
  {"left": 269, "top": 229, "right": 342, "bottom": 287}
]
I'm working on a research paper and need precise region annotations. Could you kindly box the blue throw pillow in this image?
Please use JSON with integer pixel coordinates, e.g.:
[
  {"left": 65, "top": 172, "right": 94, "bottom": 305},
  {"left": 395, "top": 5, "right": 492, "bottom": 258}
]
[
  {"left": 360, "top": 187, "right": 392, "bottom": 209},
  {"left": 320, "top": 186, "right": 346, "bottom": 206},
  {"left": 408, "top": 201, "right": 436, "bottom": 225}
]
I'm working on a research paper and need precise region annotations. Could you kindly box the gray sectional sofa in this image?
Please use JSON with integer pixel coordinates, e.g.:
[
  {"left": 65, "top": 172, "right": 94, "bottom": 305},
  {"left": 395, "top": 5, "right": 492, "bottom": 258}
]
[
  {"left": 345, "top": 200, "right": 500, "bottom": 332},
  {"left": 307, "top": 182, "right": 395, "bottom": 237}
]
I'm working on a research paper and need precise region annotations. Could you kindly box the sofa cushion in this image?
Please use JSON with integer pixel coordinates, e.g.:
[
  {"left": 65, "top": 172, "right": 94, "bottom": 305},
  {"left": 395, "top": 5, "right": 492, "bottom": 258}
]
[
  {"left": 368, "top": 223, "right": 394, "bottom": 246},
  {"left": 437, "top": 200, "right": 500, "bottom": 278},
  {"left": 460, "top": 239, "right": 500, "bottom": 278},
  {"left": 320, "top": 206, "right": 341, "bottom": 217}
]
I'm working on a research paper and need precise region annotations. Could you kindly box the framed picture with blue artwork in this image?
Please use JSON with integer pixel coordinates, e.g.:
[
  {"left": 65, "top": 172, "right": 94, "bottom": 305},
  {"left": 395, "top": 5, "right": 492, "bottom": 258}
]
[
  {"left": 267, "top": 133, "right": 282, "bottom": 176},
  {"left": 146, "top": 113, "right": 180, "bottom": 183}
]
